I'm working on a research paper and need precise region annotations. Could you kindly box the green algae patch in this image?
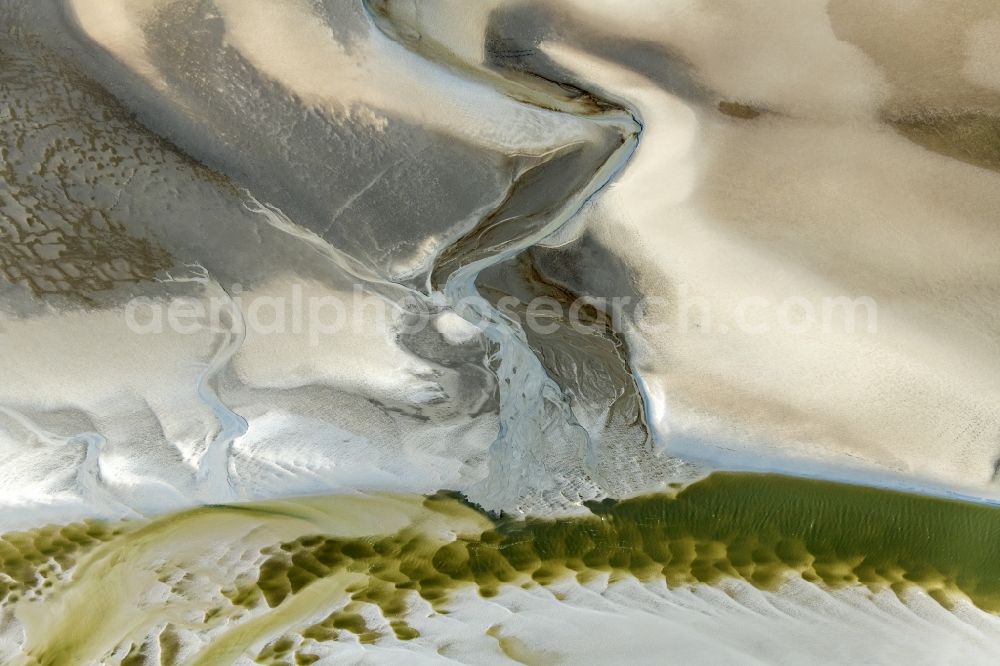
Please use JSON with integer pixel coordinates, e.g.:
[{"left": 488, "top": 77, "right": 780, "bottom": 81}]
[
  {"left": 573, "top": 473, "right": 1000, "bottom": 609},
  {"left": 489, "top": 472, "right": 1000, "bottom": 611},
  {"left": 0, "top": 520, "right": 125, "bottom": 605},
  {"left": 7, "top": 474, "right": 1000, "bottom": 663},
  {"left": 228, "top": 472, "right": 1000, "bottom": 650}
]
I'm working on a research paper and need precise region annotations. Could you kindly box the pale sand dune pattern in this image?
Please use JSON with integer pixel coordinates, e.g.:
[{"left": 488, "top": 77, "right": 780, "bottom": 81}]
[{"left": 1, "top": 0, "right": 999, "bottom": 662}]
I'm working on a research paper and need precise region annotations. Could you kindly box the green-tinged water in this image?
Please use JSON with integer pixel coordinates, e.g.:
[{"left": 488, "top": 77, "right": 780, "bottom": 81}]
[{"left": 5, "top": 473, "right": 1000, "bottom": 664}]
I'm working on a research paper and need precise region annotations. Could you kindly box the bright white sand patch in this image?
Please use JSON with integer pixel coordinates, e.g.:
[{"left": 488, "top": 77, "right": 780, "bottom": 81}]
[
  {"left": 213, "top": 0, "right": 592, "bottom": 154},
  {"left": 68, "top": 0, "right": 167, "bottom": 88}
]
